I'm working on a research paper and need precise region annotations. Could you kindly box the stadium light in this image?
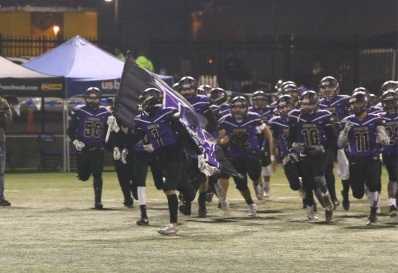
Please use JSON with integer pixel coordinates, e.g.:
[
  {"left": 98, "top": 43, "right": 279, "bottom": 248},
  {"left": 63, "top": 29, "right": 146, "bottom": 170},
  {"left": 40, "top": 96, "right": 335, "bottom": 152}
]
[{"left": 52, "top": 25, "right": 60, "bottom": 36}]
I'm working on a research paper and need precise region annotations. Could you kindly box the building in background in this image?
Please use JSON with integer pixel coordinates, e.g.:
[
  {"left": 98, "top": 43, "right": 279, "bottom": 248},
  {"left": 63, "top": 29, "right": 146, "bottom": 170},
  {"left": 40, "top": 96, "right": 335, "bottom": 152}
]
[
  {"left": 0, "top": 0, "right": 397, "bottom": 91},
  {"left": 0, "top": 0, "right": 97, "bottom": 57}
]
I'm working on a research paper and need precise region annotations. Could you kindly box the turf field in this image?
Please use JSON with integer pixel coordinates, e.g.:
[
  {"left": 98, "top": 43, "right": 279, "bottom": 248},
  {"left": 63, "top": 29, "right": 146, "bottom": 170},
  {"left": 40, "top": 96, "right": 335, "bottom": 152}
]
[{"left": 1, "top": 169, "right": 398, "bottom": 273}]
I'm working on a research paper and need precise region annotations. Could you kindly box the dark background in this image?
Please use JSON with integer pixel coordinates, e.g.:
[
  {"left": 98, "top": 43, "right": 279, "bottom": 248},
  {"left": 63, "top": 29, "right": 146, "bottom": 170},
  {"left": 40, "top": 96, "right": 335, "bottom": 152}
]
[
  {"left": 2, "top": 0, "right": 398, "bottom": 92},
  {"left": 97, "top": 0, "right": 398, "bottom": 92}
]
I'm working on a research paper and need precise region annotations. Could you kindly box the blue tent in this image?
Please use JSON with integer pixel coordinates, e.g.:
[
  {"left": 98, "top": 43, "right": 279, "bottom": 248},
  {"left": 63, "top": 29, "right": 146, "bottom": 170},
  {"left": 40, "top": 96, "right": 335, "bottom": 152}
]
[{"left": 24, "top": 36, "right": 173, "bottom": 97}]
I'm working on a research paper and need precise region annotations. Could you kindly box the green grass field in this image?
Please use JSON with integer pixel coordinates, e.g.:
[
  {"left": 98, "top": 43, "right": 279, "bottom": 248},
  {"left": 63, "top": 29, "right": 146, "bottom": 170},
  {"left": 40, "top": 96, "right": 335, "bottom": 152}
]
[{"left": 1, "top": 169, "right": 398, "bottom": 273}]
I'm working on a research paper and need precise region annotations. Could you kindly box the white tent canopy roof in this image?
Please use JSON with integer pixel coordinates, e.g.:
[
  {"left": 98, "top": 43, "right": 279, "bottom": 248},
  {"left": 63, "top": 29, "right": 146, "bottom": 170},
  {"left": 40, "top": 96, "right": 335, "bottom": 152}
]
[{"left": 0, "top": 56, "right": 55, "bottom": 79}]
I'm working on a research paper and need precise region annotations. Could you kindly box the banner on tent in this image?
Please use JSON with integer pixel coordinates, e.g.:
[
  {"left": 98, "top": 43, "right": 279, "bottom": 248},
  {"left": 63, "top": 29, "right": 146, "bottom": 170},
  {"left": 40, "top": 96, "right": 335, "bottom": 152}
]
[{"left": 0, "top": 78, "right": 65, "bottom": 97}]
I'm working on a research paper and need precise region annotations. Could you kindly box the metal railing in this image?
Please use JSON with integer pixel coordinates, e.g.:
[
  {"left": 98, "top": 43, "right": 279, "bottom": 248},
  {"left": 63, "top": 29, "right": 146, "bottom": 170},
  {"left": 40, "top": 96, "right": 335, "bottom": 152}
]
[{"left": 0, "top": 35, "right": 97, "bottom": 58}]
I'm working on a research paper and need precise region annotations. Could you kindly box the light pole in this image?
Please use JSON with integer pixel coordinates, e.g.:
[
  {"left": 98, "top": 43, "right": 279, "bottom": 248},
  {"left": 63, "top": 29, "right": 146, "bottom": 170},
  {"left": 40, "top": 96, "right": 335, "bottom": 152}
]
[
  {"left": 104, "top": 0, "right": 119, "bottom": 26},
  {"left": 104, "top": 0, "right": 120, "bottom": 50}
]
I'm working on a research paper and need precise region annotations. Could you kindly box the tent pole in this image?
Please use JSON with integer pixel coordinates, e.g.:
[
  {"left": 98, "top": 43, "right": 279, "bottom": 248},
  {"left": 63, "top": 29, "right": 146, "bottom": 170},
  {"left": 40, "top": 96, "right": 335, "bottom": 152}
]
[
  {"left": 41, "top": 96, "right": 45, "bottom": 134},
  {"left": 63, "top": 79, "right": 70, "bottom": 173},
  {"left": 62, "top": 99, "right": 67, "bottom": 172}
]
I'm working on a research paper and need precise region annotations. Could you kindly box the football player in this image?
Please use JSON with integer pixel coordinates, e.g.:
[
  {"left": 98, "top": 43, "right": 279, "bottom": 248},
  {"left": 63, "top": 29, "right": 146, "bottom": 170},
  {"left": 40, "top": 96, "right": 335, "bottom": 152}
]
[
  {"left": 206, "top": 87, "right": 230, "bottom": 202},
  {"left": 197, "top": 84, "right": 212, "bottom": 96},
  {"left": 352, "top": 87, "right": 383, "bottom": 114},
  {"left": 319, "top": 76, "right": 351, "bottom": 209},
  {"left": 288, "top": 90, "right": 335, "bottom": 223},
  {"left": 281, "top": 82, "right": 300, "bottom": 107},
  {"left": 381, "top": 80, "right": 398, "bottom": 93},
  {"left": 132, "top": 87, "right": 194, "bottom": 235},
  {"left": 380, "top": 89, "right": 398, "bottom": 217},
  {"left": 209, "top": 87, "right": 230, "bottom": 120},
  {"left": 338, "top": 91, "right": 389, "bottom": 225},
  {"left": 176, "top": 76, "right": 216, "bottom": 218},
  {"left": 270, "top": 95, "right": 304, "bottom": 197},
  {"left": 249, "top": 90, "right": 275, "bottom": 198},
  {"left": 0, "top": 96, "right": 12, "bottom": 207},
  {"left": 68, "top": 87, "right": 112, "bottom": 209},
  {"left": 218, "top": 96, "right": 274, "bottom": 216},
  {"left": 108, "top": 126, "right": 135, "bottom": 208}
]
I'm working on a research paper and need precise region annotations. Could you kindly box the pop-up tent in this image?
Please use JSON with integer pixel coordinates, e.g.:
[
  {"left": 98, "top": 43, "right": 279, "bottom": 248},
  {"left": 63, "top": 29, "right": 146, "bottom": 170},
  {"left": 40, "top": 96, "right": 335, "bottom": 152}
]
[
  {"left": 23, "top": 36, "right": 121, "bottom": 97},
  {"left": 0, "top": 56, "right": 64, "bottom": 97},
  {"left": 0, "top": 57, "right": 68, "bottom": 171},
  {"left": 24, "top": 36, "right": 173, "bottom": 97},
  {"left": 22, "top": 36, "right": 174, "bottom": 171}
]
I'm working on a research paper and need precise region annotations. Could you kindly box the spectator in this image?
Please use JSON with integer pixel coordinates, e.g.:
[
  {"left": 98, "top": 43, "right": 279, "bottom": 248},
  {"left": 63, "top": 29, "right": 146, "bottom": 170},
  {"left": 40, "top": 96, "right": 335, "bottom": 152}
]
[
  {"left": 0, "top": 97, "right": 12, "bottom": 206},
  {"left": 135, "top": 50, "right": 154, "bottom": 72}
]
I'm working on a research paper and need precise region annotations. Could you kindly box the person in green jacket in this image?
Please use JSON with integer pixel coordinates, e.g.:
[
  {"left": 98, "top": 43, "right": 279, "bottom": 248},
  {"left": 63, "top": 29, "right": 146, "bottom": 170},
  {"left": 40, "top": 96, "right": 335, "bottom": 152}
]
[{"left": 136, "top": 51, "right": 154, "bottom": 72}]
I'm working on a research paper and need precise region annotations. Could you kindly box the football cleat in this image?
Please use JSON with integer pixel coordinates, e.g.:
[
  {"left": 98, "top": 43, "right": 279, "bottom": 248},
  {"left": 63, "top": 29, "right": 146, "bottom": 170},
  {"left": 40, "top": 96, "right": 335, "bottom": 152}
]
[
  {"left": 306, "top": 206, "right": 319, "bottom": 222},
  {"left": 389, "top": 205, "right": 397, "bottom": 217},
  {"left": 0, "top": 199, "right": 11, "bottom": 207},
  {"left": 136, "top": 217, "right": 149, "bottom": 226},
  {"left": 94, "top": 203, "right": 103, "bottom": 210},
  {"left": 248, "top": 203, "right": 257, "bottom": 217},
  {"left": 158, "top": 224, "right": 177, "bottom": 236}
]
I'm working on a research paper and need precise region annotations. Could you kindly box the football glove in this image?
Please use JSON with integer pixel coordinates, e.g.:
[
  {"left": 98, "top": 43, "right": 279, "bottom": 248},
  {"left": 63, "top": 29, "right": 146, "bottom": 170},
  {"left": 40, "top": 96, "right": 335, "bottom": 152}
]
[
  {"left": 113, "top": 147, "right": 121, "bottom": 161},
  {"left": 72, "top": 140, "right": 85, "bottom": 152},
  {"left": 121, "top": 148, "right": 128, "bottom": 164},
  {"left": 107, "top": 115, "right": 120, "bottom": 133},
  {"left": 143, "top": 144, "right": 155, "bottom": 153}
]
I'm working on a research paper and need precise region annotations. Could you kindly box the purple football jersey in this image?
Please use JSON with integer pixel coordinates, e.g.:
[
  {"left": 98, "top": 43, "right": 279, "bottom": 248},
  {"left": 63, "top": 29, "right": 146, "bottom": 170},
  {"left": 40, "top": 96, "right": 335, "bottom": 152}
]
[
  {"left": 288, "top": 108, "right": 333, "bottom": 148},
  {"left": 134, "top": 107, "right": 179, "bottom": 151},
  {"left": 219, "top": 112, "right": 263, "bottom": 158},
  {"left": 70, "top": 105, "right": 111, "bottom": 147},
  {"left": 341, "top": 113, "right": 384, "bottom": 158},
  {"left": 381, "top": 112, "right": 398, "bottom": 156},
  {"left": 269, "top": 115, "right": 290, "bottom": 160}
]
